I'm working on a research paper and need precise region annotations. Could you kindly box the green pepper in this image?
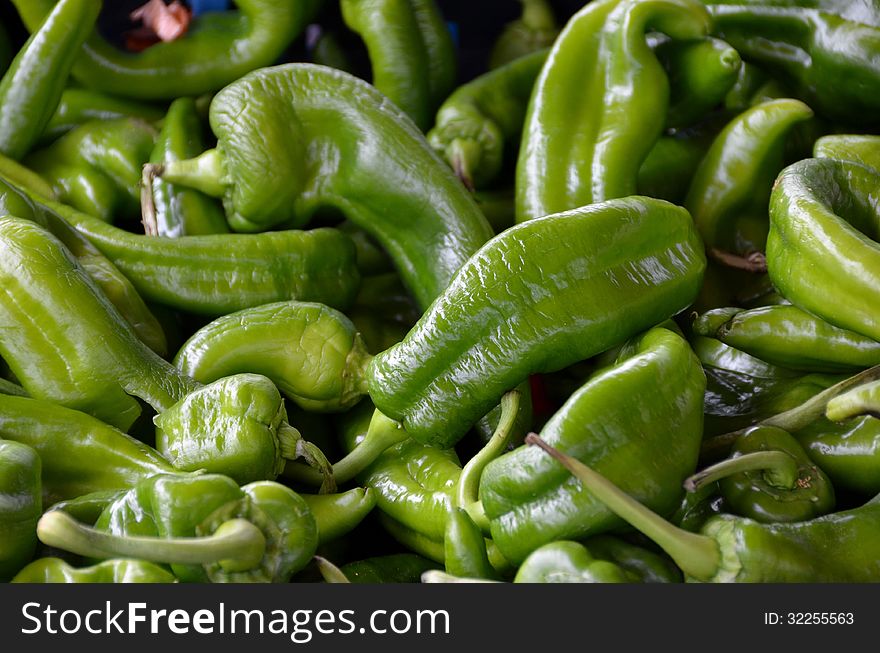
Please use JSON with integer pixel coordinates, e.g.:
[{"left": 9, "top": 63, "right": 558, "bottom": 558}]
[
  {"left": 0, "top": 0, "right": 99, "bottom": 160},
  {"left": 795, "top": 415, "right": 880, "bottom": 495},
  {"left": 489, "top": 0, "right": 559, "bottom": 69},
  {"left": 368, "top": 197, "right": 706, "bottom": 449},
  {"left": 705, "top": 4, "right": 880, "bottom": 125},
  {"left": 0, "top": 440, "right": 41, "bottom": 581},
  {"left": 340, "top": 0, "right": 456, "bottom": 131},
  {"left": 515, "top": 0, "right": 710, "bottom": 223},
  {"left": 479, "top": 327, "right": 704, "bottom": 564},
  {"left": 582, "top": 535, "right": 683, "bottom": 583},
  {"left": 685, "top": 425, "right": 835, "bottom": 523},
  {"left": 428, "top": 48, "right": 549, "bottom": 190},
  {"left": 527, "top": 433, "right": 880, "bottom": 582},
  {"left": 37, "top": 474, "right": 318, "bottom": 583},
  {"left": 767, "top": 158, "right": 880, "bottom": 342},
  {"left": 13, "top": 0, "right": 322, "bottom": 100},
  {"left": 0, "top": 394, "right": 175, "bottom": 505},
  {"left": 0, "top": 151, "right": 56, "bottom": 199},
  {"left": 25, "top": 117, "right": 157, "bottom": 222},
  {"left": 301, "top": 487, "right": 376, "bottom": 545},
  {"left": 143, "top": 98, "right": 228, "bottom": 237},
  {"left": 306, "top": 26, "right": 355, "bottom": 74},
  {"left": 338, "top": 553, "right": 439, "bottom": 583},
  {"left": 0, "top": 178, "right": 167, "bottom": 355},
  {"left": 705, "top": 0, "right": 880, "bottom": 26},
  {"left": 444, "top": 506, "right": 498, "bottom": 580},
  {"left": 12, "top": 557, "right": 177, "bottom": 583},
  {"left": 814, "top": 134, "right": 880, "bottom": 172},
  {"left": 684, "top": 99, "right": 813, "bottom": 269},
  {"left": 150, "top": 63, "right": 492, "bottom": 312},
  {"left": 694, "top": 306, "right": 880, "bottom": 373},
  {"left": 636, "top": 120, "right": 720, "bottom": 204},
  {"left": 42, "top": 87, "right": 165, "bottom": 145},
  {"left": 723, "top": 61, "right": 770, "bottom": 113},
  {"left": 346, "top": 273, "right": 421, "bottom": 353},
  {"left": 513, "top": 541, "right": 632, "bottom": 583}
]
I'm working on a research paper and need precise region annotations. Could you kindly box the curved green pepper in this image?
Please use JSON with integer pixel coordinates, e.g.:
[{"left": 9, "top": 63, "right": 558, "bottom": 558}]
[
  {"left": 489, "top": 0, "right": 559, "bottom": 69},
  {"left": 0, "top": 0, "right": 99, "bottom": 160},
  {"left": 636, "top": 120, "right": 720, "bottom": 204},
  {"left": 13, "top": 0, "right": 322, "bottom": 100},
  {"left": 37, "top": 474, "right": 318, "bottom": 583},
  {"left": 0, "top": 440, "right": 41, "bottom": 581},
  {"left": 340, "top": 0, "right": 456, "bottom": 130},
  {"left": 515, "top": 0, "right": 710, "bottom": 222},
  {"left": 685, "top": 99, "right": 813, "bottom": 268},
  {"left": 796, "top": 415, "right": 880, "bottom": 495},
  {"left": 12, "top": 557, "right": 177, "bottom": 583},
  {"left": 42, "top": 87, "right": 165, "bottom": 145},
  {"left": 368, "top": 197, "right": 706, "bottom": 449},
  {"left": 480, "top": 327, "right": 704, "bottom": 564},
  {"left": 814, "top": 134, "right": 880, "bottom": 172},
  {"left": 706, "top": 4, "right": 880, "bottom": 125},
  {"left": 151, "top": 63, "right": 492, "bottom": 311},
  {"left": 685, "top": 425, "right": 835, "bottom": 523},
  {"left": 444, "top": 506, "right": 498, "bottom": 580},
  {"left": 26, "top": 117, "right": 157, "bottom": 222},
  {"left": 143, "top": 98, "right": 228, "bottom": 237},
  {"left": 827, "top": 379, "right": 880, "bottom": 422},
  {"left": 527, "top": 433, "right": 880, "bottom": 582},
  {"left": 694, "top": 306, "right": 880, "bottom": 373},
  {"left": 767, "top": 158, "right": 880, "bottom": 342},
  {"left": 301, "top": 487, "right": 376, "bottom": 546},
  {"left": 514, "top": 541, "right": 632, "bottom": 583}
]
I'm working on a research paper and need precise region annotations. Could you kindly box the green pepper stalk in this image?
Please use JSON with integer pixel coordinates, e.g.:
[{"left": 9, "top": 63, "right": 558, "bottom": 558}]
[
  {"left": 421, "top": 570, "right": 501, "bottom": 583},
  {"left": 814, "top": 134, "right": 880, "bottom": 172},
  {"left": 0, "top": 217, "right": 332, "bottom": 487},
  {"left": 827, "top": 379, "right": 880, "bottom": 421},
  {"left": 515, "top": 0, "right": 711, "bottom": 223},
  {"left": 514, "top": 541, "right": 633, "bottom": 583},
  {"left": 41, "top": 88, "right": 165, "bottom": 146},
  {"left": 142, "top": 98, "right": 229, "bottom": 237},
  {"left": 527, "top": 432, "right": 880, "bottom": 582},
  {"left": 25, "top": 117, "right": 157, "bottom": 223},
  {"left": 369, "top": 198, "right": 705, "bottom": 449},
  {"left": 0, "top": 441, "right": 41, "bottom": 581},
  {"left": 767, "top": 158, "right": 880, "bottom": 342},
  {"left": 37, "top": 475, "right": 318, "bottom": 583},
  {"left": 0, "top": 177, "right": 167, "bottom": 354},
  {"left": 489, "top": 0, "right": 559, "bottom": 69},
  {"left": 340, "top": 0, "right": 457, "bottom": 131},
  {"left": 147, "top": 63, "right": 492, "bottom": 312},
  {"left": 314, "top": 556, "right": 350, "bottom": 583},
  {"left": 684, "top": 99, "right": 813, "bottom": 271},
  {"left": 693, "top": 306, "right": 880, "bottom": 373},
  {"left": 479, "top": 327, "right": 705, "bottom": 564},
  {"left": 12, "top": 557, "right": 177, "bottom": 583},
  {"left": 13, "top": 0, "right": 323, "bottom": 100},
  {"left": 685, "top": 426, "right": 835, "bottom": 523},
  {"left": 0, "top": 0, "right": 99, "bottom": 160}
]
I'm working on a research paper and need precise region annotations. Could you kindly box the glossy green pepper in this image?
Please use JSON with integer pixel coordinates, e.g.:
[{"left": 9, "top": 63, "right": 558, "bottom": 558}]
[
  {"left": 368, "top": 197, "right": 706, "bottom": 449},
  {"left": 767, "top": 158, "right": 880, "bottom": 342},
  {"left": 26, "top": 117, "right": 157, "bottom": 222},
  {"left": 489, "top": 0, "right": 559, "bottom": 69},
  {"left": 527, "top": 433, "right": 880, "bottom": 582},
  {"left": 0, "top": 440, "right": 41, "bottom": 581},
  {"left": 515, "top": 0, "right": 710, "bottom": 222},
  {"left": 42, "top": 87, "right": 164, "bottom": 145},
  {"left": 480, "top": 327, "right": 704, "bottom": 564},
  {"left": 444, "top": 507, "right": 498, "bottom": 580},
  {"left": 0, "top": 152, "right": 55, "bottom": 199},
  {"left": 636, "top": 120, "right": 720, "bottom": 204},
  {"left": 694, "top": 306, "right": 880, "bottom": 373},
  {"left": 0, "top": 394, "right": 175, "bottom": 505},
  {"left": 685, "top": 425, "right": 835, "bottom": 523},
  {"left": 0, "top": 0, "right": 98, "bottom": 160},
  {"left": 338, "top": 553, "right": 439, "bottom": 583},
  {"left": 685, "top": 99, "right": 813, "bottom": 269},
  {"left": 814, "top": 134, "right": 880, "bottom": 172},
  {"left": 142, "top": 98, "right": 228, "bottom": 237},
  {"left": 340, "top": 0, "right": 456, "bottom": 130},
  {"left": 12, "top": 557, "right": 177, "bottom": 583},
  {"left": 705, "top": 0, "right": 880, "bottom": 26},
  {"left": 150, "top": 63, "right": 492, "bottom": 311},
  {"left": 795, "top": 415, "right": 880, "bottom": 495},
  {"left": 37, "top": 474, "right": 319, "bottom": 583},
  {"left": 301, "top": 487, "right": 376, "bottom": 546},
  {"left": 705, "top": 4, "right": 880, "bottom": 125},
  {"left": 514, "top": 541, "right": 632, "bottom": 583},
  {"left": 13, "top": 0, "right": 322, "bottom": 100},
  {"left": 582, "top": 535, "right": 683, "bottom": 583}
]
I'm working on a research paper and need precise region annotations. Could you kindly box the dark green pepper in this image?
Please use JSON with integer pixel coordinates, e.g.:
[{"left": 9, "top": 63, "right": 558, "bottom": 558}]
[
  {"left": 42, "top": 87, "right": 165, "bottom": 145},
  {"left": 12, "top": 557, "right": 177, "bottom": 583},
  {"left": 685, "top": 425, "right": 835, "bottom": 523},
  {"left": 480, "top": 327, "right": 705, "bottom": 564},
  {"left": 338, "top": 553, "right": 439, "bottom": 583},
  {"left": 0, "top": 440, "right": 41, "bottom": 581},
  {"left": 582, "top": 535, "right": 683, "bottom": 583},
  {"left": 513, "top": 541, "right": 632, "bottom": 583},
  {"left": 368, "top": 197, "right": 706, "bottom": 449},
  {"left": 37, "top": 474, "right": 318, "bottom": 583}
]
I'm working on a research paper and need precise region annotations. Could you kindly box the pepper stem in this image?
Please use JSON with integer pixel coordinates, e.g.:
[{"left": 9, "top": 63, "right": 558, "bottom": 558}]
[
  {"left": 525, "top": 433, "right": 721, "bottom": 582},
  {"left": 449, "top": 138, "right": 477, "bottom": 192},
  {"left": 37, "top": 510, "right": 266, "bottom": 569},
  {"left": 140, "top": 163, "right": 160, "bottom": 236},
  {"left": 153, "top": 148, "right": 226, "bottom": 198},
  {"left": 826, "top": 379, "right": 880, "bottom": 422},
  {"left": 456, "top": 390, "right": 521, "bottom": 508},
  {"left": 684, "top": 450, "right": 800, "bottom": 493},
  {"left": 278, "top": 423, "right": 337, "bottom": 494},
  {"left": 282, "top": 409, "right": 408, "bottom": 488},
  {"left": 314, "top": 556, "right": 350, "bottom": 583}
]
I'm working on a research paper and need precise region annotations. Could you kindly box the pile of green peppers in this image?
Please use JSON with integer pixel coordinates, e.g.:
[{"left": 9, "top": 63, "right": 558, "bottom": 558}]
[{"left": 0, "top": 0, "right": 879, "bottom": 585}]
